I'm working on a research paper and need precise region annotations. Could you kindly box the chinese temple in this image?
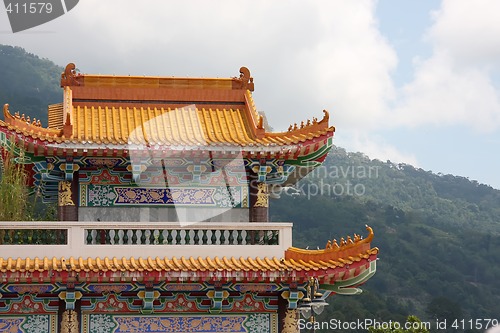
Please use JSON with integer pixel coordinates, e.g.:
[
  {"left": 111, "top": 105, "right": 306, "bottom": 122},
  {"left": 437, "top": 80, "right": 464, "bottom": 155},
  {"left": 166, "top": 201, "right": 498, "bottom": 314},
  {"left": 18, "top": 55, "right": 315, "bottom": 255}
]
[{"left": 0, "top": 64, "right": 378, "bottom": 333}]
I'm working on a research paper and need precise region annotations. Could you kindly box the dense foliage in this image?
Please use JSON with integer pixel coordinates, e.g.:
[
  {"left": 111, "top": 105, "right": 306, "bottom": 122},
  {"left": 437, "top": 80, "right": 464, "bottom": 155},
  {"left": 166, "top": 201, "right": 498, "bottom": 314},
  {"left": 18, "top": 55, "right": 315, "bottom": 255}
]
[
  {"left": 271, "top": 147, "right": 500, "bottom": 332},
  {"left": 0, "top": 44, "right": 62, "bottom": 125},
  {"left": 0, "top": 147, "right": 31, "bottom": 220}
]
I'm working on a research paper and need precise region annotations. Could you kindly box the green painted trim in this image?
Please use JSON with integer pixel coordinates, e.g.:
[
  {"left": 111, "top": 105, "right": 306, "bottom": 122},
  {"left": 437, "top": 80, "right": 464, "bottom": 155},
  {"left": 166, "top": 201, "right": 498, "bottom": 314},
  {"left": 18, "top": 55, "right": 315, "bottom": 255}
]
[
  {"left": 319, "top": 260, "right": 377, "bottom": 295},
  {"left": 286, "top": 137, "right": 333, "bottom": 167}
]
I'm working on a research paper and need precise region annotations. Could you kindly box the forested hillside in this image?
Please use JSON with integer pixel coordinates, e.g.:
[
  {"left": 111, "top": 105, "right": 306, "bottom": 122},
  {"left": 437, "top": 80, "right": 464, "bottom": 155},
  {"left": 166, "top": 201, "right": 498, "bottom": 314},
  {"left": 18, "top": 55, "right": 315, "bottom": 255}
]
[
  {"left": 271, "top": 147, "right": 500, "bottom": 332},
  {"left": 0, "top": 44, "right": 62, "bottom": 124}
]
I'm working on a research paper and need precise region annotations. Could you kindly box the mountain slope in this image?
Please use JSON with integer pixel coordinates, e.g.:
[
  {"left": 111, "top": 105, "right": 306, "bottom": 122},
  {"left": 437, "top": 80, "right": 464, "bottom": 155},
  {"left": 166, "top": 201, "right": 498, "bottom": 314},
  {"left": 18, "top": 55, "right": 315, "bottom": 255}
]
[
  {"left": 271, "top": 147, "right": 500, "bottom": 331},
  {"left": 0, "top": 44, "right": 63, "bottom": 125}
]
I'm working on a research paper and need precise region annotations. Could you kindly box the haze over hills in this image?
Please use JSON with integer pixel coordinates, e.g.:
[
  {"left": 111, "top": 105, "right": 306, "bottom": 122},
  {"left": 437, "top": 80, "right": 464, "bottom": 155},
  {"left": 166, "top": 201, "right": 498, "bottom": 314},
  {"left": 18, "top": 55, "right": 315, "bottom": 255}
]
[
  {"left": 0, "top": 44, "right": 62, "bottom": 124},
  {"left": 1, "top": 44, "right": 498, "bottom": 332}
]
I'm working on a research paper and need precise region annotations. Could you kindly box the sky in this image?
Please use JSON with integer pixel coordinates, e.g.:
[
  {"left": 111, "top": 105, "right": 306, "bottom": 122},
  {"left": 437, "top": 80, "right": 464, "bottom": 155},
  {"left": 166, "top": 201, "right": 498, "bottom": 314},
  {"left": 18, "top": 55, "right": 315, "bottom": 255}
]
[{"left": 1, "top": 0, "right": 500, "bottom": 189}]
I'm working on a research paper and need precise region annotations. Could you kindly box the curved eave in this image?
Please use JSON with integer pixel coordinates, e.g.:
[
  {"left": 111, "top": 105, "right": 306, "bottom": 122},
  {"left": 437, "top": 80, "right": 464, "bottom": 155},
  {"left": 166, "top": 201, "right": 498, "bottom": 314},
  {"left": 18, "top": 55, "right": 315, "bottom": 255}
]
[{"left": 0, "top": 131, "right": 333, "bottom": 160}]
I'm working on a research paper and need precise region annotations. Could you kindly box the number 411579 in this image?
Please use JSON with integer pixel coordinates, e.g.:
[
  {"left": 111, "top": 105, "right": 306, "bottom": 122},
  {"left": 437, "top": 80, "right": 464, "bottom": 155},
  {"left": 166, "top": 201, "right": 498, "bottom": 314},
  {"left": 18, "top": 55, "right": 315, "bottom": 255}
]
[{"left": 5, "top": 2, "right": 53, "bottom": 14}]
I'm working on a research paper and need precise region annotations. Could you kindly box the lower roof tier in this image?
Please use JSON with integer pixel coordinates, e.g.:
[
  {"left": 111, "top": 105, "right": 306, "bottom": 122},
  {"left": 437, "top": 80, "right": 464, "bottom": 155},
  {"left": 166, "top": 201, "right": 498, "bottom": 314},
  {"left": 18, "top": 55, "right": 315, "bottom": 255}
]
[{"left": 0, "top": 249, "right": 378, "bottom": 289}]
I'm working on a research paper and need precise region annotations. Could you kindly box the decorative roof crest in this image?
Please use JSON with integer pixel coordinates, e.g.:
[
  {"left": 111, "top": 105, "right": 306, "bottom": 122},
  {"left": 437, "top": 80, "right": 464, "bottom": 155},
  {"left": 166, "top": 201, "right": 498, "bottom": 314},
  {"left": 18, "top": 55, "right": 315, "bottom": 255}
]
[
  {"left": 232, "top": 67, "right": 254, "bottom": 91},
  {"left": 60, "top": 63, "right": 82, "bottom": 87}
]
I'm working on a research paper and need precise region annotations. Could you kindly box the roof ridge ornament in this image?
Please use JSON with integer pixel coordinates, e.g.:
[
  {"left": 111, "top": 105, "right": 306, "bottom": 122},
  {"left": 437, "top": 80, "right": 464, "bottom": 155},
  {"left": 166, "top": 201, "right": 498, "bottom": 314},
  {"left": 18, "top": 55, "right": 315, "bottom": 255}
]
[
  {"left": 3, "top": 103, "right": 63, "bottom": 138},
  {"left": 61, "top": 63, "right": 82, "bottom": 87},
  {"left": 285, "top": 109, "right": 333, "bottom": 134},
  {"left": 232, "top": 67, "right": 254, "bottom": 91}
]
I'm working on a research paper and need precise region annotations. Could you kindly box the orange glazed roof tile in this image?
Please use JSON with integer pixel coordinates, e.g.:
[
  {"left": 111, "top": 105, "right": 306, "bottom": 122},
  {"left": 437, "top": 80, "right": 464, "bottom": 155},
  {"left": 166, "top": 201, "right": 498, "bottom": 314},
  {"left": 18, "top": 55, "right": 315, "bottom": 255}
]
[
  {"left": 69, "top": 105, "right": 333, "bottom": 147},
  {"left": 0, "top": 250, "right": 378, "bottom": 274}
]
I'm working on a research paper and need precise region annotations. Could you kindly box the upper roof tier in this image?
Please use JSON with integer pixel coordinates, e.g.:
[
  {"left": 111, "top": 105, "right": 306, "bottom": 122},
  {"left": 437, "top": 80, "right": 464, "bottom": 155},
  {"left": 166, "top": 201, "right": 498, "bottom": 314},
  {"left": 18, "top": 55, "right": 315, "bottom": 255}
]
[{"left": 1, "top": 64, "right": 335, "bottom": 158}]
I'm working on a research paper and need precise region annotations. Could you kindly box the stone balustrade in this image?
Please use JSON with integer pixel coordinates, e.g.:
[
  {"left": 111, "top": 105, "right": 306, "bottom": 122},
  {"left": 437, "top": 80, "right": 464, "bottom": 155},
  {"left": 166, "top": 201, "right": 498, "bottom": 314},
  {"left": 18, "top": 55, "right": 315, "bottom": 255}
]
[{"left": 0, "top": 222, "right": 293, "bottom": 259}]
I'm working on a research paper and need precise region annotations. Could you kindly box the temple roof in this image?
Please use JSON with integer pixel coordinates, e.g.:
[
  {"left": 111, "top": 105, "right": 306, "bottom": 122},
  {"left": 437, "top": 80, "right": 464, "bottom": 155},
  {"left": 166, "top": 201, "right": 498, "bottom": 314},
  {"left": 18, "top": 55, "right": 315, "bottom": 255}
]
[{"left": 0, "top": 64, "right": 334, "bottom": 158}]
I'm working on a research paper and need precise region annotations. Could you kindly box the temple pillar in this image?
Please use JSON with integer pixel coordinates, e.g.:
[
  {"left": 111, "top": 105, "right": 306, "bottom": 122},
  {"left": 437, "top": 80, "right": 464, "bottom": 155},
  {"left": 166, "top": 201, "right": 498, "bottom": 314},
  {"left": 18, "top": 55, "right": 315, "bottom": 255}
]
[
  {"left": 249, "top": 175, "right": 269, "bottom": 222},
  {"left": 58, "top": 172, "right": 78, "bottom": 221},
  {"left": 59, "top": 310, "right": 79, "bottom": 333},
  {"left": 278, "top": 294, "right": 299, "bottom": 333}
]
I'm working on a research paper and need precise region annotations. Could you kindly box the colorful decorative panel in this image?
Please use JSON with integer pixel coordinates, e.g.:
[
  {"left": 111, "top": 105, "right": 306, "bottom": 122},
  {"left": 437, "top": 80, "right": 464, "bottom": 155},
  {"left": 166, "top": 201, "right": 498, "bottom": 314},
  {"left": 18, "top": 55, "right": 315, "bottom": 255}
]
[
  {"left": 0, "top": 294, "right": 59, "bottom": 314},
  {"left": 0, "top": 315, "right": 57, "bottom": 333},
  {"left": 80, "top": 185, "right": 248, "bottom": 208},
  {"left": 0, "top": 283, "right": 57, "bottom": 295},
  {"left": 232, "top": 284, "right": 279, "bottom": 293},
  {"left": 78, "top": 158, "right": 249, "bottom": 187},
  {"left": 84, "top": 283, "right": 138, "bottom": 294},
  {"left": 83, "top": 313, "right": 277, "bottom": 333},
  {"left": 79, "top": 291, "right": 277, "bottom": 314}
]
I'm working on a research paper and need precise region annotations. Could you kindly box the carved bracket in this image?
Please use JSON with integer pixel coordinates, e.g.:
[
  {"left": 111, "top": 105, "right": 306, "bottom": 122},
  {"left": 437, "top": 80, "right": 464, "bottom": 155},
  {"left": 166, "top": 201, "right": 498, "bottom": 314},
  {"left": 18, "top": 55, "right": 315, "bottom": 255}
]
[
  {"left": 281, "top": 290, "right": 304, "bottom": 309},
  {"left": 59, "top": 290, "right": 82, "bottom": 310},
  {"left": 206, "top": 289, "right": 229, "bottom": 314},
  {"left": 60, "top": 163, "right": 80, "bottom": 181},
  {"left": 252, "top": 165, "right": 272, "bottom": 183},
  {"left": 138, "top": 290, "right": 160, "bottom": 314}
]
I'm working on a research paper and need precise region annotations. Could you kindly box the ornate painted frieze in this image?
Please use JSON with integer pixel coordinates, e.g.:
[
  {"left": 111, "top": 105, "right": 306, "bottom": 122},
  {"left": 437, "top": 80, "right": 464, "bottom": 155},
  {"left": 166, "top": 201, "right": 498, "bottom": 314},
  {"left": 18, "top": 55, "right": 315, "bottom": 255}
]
[
  {"left": 79, "top": 290, "right": 277, "bottom": 314},
  {"left": 82, "top": 313, "right": 278, "bottom": 333},
  {"left": 80, "top": 185, "right": 247, "bottom": 208}
]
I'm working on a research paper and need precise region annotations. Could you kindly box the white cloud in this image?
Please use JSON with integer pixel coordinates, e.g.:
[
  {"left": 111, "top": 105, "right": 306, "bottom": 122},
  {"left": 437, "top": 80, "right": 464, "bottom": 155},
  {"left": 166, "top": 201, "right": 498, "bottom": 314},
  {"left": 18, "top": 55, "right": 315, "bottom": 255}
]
[
  {"left": 336, "top": 130, "right": 418, "bottom": 166},
  {"left": 393, "top": 0, "right": 500, "bottom": 132},
  {"left": 429, "top": 0, "right": 500, "bottom": 68},
  {"left": 1, "top": 0, "right": 398, "bottom": 132}
]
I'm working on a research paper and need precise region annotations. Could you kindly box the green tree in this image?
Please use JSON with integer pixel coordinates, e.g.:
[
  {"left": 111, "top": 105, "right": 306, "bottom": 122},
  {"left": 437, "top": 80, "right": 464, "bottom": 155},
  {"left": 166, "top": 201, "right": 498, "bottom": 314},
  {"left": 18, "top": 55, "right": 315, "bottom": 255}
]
[{"left": 0, "top": 146, "right": 31, "bottom": 220}]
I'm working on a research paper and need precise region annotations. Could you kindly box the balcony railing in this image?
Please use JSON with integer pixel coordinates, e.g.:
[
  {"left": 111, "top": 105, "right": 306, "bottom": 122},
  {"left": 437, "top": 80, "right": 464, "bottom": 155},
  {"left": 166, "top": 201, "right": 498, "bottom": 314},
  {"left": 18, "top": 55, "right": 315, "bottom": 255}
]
[{"left": 0, "top": 222, "right": 293, "bottom": 259}]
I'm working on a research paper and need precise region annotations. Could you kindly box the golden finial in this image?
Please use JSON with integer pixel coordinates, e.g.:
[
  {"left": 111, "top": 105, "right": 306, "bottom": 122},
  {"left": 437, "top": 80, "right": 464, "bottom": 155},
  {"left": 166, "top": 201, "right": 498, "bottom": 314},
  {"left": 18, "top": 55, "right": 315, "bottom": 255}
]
[
  {"left": 21, "top": 114, "right": 26, "bottom": 121},
  {"left": 293, "top": 123, "right": 298, "bottom": 130},
  {"left": 26, "top": 116, "right": 31, "bottom": 123},
  {"left": 340, "top": 237, "right": 346, "bottom": 246},
  {"left": 326, "top": 240, "right": 332, "bottom": 249},
  {"left": 312, "top": 117, "right": 318, "bottom": 124},
  {"left": 306, "top": 119, "right": 311, "bottom": 126},
  {"left": 347, "top": 236, "right": 354, "bottom": 244},
  {"left": 333, "top": 239, "right": 339, "bottom": 249},
  {"left": 300, "top": 121, "right": 305, "bottom": 129},
  {"left": 288, "top": 125, "right": 292, "bottom": 132}
]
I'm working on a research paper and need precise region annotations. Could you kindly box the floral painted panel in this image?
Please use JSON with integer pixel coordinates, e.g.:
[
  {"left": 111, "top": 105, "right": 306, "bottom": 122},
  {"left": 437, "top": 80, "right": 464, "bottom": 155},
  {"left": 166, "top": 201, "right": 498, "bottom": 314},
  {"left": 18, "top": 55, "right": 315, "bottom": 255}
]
[
  {"left": 82, "top": 185, "right": 246, "bottom": 208},
  {"left": 0, "top": 315, "right": 55, "bottom": 333},
  {"left": 84, "top": 313, "right": 277, "bottom": 333}
]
